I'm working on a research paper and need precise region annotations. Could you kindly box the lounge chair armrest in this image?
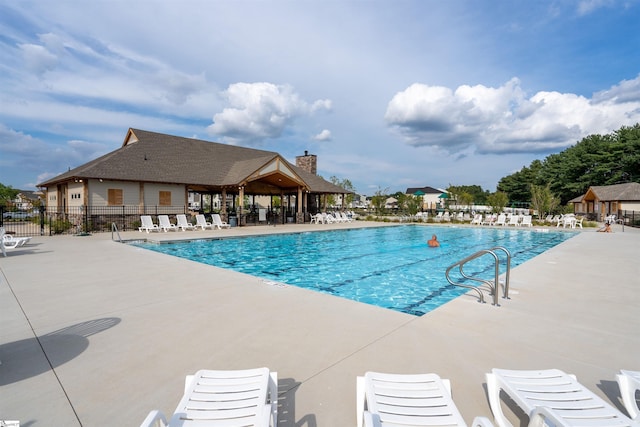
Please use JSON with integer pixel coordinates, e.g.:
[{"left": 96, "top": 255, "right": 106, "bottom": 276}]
[
  {"left": 473, "top": 416, "right": 496, "bottom": 427},
  {"left": 139, "top": 410, "right": 169, "bottom": 427},
  {"left": 528, "top": 406, "right": 565, "bottom": 427},
  {"left": 363, "top": 411, "right": 383, "bottom": 427},
  {"left": 269, "top": 371, "right": 278, "bottom": 426},
  {"left": 617, "top": 371, "right": 640, "bottom": 419}
]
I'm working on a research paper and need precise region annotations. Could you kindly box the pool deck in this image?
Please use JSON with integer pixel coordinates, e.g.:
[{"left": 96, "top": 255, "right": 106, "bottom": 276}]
[{"left": 1, "top": 221, "right": 638, "bottom": 426}]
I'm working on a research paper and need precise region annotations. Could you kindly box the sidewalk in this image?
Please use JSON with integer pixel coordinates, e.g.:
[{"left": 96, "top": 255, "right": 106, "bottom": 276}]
[{"left": 0, "top": 222, "right": 638, "bottom": 426}]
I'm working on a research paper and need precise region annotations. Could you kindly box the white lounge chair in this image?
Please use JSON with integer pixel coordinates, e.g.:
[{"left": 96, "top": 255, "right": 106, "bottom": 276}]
[
  {"left": 482, "top": 214, "right": 496, "bottom": 226},
  {"left": 486, "top": 368, "right": 638, "bottom": 427},
  {"left": 357, "top": 371, "right": 494, "bottom": 427},
  {"left": 139, "top": 216, "right": 160, "bottom": 233},
  {"left": 194, "top": 214, "right": 214, "bottom": 230},
  {"left": 140, "top": 368, "right": 278, "bottom": 427},
  {"left": 158, "top": 215, "right": 177, "bottom": 232},
  {"left": 572, "top": 217, "right": 583, "bottom": 229},
  {"left": 494, "top": 214, "right": 507, "bottom": 226},
  {"left": 520, "top": 215, "right": 532, "bottom": 227},
  {"left": 507, "top": 215, "right": 520, "bottom": 226},
  {"left": 1, "top": 227, "right": 30, "bottom": 257},
  {"left": 2, "top": 233, "right": 31, "bottom": 247},
  {"left": 471, "top": 214, "right": 483, "bottom": 225},
  {"left": 340, "top": 212, "right": 353, "bottom": 222},
  {"left": 176, "top": 214, "right": 195, "bottom": 231},
  {"left": 211, "top": 213, "right": 231, "bottom": 229},
  {"left": 325, "top": 213, "right": 338, "bottom": 224},
  {"left": 617, "top": 370, "right": 640, "bottom": 420}
]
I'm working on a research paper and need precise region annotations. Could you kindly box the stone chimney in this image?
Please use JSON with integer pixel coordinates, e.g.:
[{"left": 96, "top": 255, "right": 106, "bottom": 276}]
[{"left": 296, "top": 150, "right": 317, "bottom": 175}]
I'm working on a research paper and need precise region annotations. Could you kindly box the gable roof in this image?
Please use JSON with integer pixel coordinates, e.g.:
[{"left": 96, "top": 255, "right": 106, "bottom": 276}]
[
  {"left": 583, "top": 182, "right": 640, "bottom": 202},
  {"left": 38, "top": 128, "right": 350, "bottom": 195},
  {"left": 405, "top": 186, "right": 444, "bottom": 195}
]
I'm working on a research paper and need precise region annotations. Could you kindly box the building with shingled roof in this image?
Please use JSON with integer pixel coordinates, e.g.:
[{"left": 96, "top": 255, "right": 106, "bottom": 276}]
[
  {"left": 38, "top": 128, "right": 351, "bottom": 226},
  {"left": 571, "top": 182, "right": 640, "bottom": 222}
]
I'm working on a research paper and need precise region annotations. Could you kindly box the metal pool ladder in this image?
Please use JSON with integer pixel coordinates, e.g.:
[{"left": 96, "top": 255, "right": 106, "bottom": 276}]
[
  {"left": 111, "top": 222, "right": 122, "bottom": 242},
  {"left": 445, "top": 246, "right": 511, "bottom": 306}
]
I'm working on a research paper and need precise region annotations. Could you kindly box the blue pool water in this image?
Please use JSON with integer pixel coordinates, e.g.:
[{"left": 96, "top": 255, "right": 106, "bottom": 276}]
[{"left": 131, "top": 226, "right": 575, "bottom": 316}]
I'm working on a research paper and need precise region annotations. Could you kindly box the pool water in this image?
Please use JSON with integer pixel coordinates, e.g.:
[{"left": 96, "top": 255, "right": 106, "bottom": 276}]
[{"left": 131, "top": 226, "right": 575, "bottom": 316}]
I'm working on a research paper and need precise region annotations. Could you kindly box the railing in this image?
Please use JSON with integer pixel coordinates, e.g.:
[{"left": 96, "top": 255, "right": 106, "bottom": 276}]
[
  {"left": 111, "top": 223, "right": 122, "bottom": 242},
  {"left": 445, "top": 246, "right": 511, "bottom": 306}
]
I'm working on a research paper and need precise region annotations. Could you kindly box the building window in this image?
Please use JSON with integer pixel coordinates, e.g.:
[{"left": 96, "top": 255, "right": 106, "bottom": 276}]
[
  {"left": 108, "top": 189, "right": 123, "bottom": 205},
  {"left": 159, "top": 191, "right": 171, "bottom": 206}
]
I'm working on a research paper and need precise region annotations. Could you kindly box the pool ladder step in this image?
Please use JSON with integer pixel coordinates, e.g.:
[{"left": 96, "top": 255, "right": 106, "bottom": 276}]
[{"left": 445, "top": 246, "right": 511, "bottom": 306}]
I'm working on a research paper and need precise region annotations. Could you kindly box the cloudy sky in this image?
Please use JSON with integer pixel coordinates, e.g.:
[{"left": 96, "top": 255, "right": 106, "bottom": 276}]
[{"left": 1, "top": 0, "right": 639, "bottom": 196}]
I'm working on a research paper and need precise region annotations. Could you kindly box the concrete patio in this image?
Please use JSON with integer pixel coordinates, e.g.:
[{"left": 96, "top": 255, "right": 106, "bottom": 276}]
[{"left": 0, "top": 221, "right": 638, "bottom": 426}]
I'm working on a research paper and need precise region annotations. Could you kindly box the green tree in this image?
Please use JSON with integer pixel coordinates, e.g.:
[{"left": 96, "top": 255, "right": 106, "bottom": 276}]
[
  {"left": 498, "top": 124, "right": 640, "bottom": 206},
  {"left": 370, "top": 187, "right": 389, "bottom": 215},
  {"left": 530, "top": 184, "right": 559, "bottom": 219},
  {"left": 486, "top": 191, "right": 508, "bottom": 213},
  {"left": 329, "top": 176, "right": 356, "bottom": 207},
  {"left": 403, "top": 194, "right": 421, "bottom": 216},
  {"left": 0, "top": 183, "right": 19, "bottom": 207}
]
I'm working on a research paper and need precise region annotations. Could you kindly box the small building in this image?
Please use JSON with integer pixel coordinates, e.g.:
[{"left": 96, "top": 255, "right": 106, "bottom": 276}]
[
  {"left": 571, "top": 182, "right": 640, "bottom": 221},
  {"left": 405, "top": 186, "right": 447, "bottom": 211},
  {"left": 38, "top": 128, "right": 351, "bottom": 227}
]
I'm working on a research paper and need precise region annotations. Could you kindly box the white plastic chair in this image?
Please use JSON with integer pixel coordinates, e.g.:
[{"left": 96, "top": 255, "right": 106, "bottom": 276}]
[
  {"left": 195, "top": 214, "right": 214, "bottom": 230},
  {"left": 140, "top": 368, "right": 278, "bottom": 427},
  {"left": 158, "top": 215, "right": 177, "bottom": 232},
  {"left": 211, "top": 213, "right": 231, "bottom": 229},
  {"left": 176, "top": 214, "right": 195, "bottom": 231},
  {"left": 139, "top": 215, "right": 160, "bottom": 233},
  {"left": 486, "top": 368, "right": 637, "bottom": 427},
  {"left": 617, "top": 370, "right": 640, "bottom": 420},
  {"left": 357, "top": 371, "right": 494, "bottom": 427}
]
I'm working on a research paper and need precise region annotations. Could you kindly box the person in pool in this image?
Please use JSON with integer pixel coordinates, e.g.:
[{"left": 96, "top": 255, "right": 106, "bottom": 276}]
[{"left": 427, "top": 234, "right": 440, "bottom": 247}]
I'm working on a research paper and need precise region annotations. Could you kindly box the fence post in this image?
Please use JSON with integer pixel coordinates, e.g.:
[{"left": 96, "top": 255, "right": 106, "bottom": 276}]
[{"left": 40, "top": 205, "right": 46, "bottom": 236}]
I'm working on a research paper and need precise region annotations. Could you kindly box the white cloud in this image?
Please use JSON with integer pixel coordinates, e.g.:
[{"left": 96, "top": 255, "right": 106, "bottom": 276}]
[
  {"left": 577, "top": 0, "right": 615, "bottom": 15},
  {"left": 385, "top": 77, "right": 640, "bottom": 155},
  {"left": 313, "top": 129, "right": 332, "bottom": 141},
  {"left": 207, "top": 82, "right": 332, "bottom": 144},
  {"left": 19, "top": 43, "right": 58, "bottom": 75},
  {"left": 592, "top": 74, "right": 640, "bottom": 104}
]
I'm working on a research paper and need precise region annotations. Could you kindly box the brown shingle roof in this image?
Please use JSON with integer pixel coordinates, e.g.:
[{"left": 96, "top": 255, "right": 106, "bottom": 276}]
[
  {"left": 589, "top": 182, "right": 640, "bottom": 201},
  {"left": 38, "top": 128, "right": 352, "bottom": 194}
]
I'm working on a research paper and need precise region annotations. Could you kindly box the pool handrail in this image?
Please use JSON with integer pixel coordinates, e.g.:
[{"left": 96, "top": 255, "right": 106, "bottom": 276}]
[{"left": 445, "top": 246, "right": 511, "bottom": 306}]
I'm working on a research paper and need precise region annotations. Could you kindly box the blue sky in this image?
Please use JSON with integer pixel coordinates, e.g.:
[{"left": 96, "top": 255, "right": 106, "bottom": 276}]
[{"left": 1, "top": 0, "right": 639, "bottom": 196}]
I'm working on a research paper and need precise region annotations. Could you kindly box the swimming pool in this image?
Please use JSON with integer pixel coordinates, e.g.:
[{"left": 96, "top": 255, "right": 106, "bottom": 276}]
[{"left": 131, "top": 226, "right": 575, "bottom": 315}]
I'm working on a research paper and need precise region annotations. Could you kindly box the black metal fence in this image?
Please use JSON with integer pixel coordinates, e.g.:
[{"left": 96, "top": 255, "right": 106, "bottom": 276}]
[
  {"left": 619, "top": 210, "right": 640, "bottom": 227},
  {"left": 0, "top": 205, "right": 312, "bottom": 237},
  {"left": 1, "top": 206, "right": 192, "bottom": 237}
]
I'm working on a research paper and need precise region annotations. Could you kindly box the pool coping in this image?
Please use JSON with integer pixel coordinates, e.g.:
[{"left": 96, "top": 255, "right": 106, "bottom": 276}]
[{"left": 128, "top": 224, "right": 578, "bottom": 316}]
